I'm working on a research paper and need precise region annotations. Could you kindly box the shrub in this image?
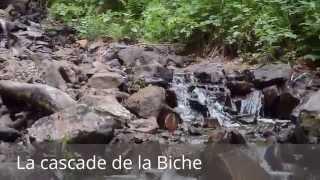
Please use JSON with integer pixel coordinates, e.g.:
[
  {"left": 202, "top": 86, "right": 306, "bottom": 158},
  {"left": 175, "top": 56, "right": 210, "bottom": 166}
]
[{"left": 49, "top": 0, "right": 320, "bottom": 61}]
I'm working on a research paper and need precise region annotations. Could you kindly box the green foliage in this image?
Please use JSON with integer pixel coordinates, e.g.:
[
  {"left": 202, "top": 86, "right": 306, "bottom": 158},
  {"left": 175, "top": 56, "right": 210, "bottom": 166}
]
[{"left": 49, "top": 0, "right": 320, "bottom": 61}]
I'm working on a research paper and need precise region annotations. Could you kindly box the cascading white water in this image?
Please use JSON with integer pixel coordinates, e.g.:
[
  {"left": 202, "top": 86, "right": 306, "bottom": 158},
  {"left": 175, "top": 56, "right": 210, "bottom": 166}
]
[
  {"left": 240, "top": 90, "right": 263, "bottom": 117},
  {"left": 171, "top": 72, "right": 263, "bottom": 127},
  {"left": 171, "top": 73, "right": 234, "bottom": 127}
]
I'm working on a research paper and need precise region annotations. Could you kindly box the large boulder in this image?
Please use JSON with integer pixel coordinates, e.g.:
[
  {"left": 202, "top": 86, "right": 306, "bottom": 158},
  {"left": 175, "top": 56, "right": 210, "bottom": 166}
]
[
  {"left": 0, "top": 81, "right": 76, "bottom": 114},
  {"left": 88, "top": 72, "right": 125, "bottom": 89},
  {"left": 276, "top": 92, "right": 300, "bottom": 119},
  {"left": 249, "top": 63, "right": 292, "bottom": 88},
  {"left": 125, "top": 86, "right": 166, "bottom": 118},
  {"left": 263, "top": 86, "right": 300, "bottom": 119},
  {"left": 28, "top": 104, "right": 117, "bottom": 143}
]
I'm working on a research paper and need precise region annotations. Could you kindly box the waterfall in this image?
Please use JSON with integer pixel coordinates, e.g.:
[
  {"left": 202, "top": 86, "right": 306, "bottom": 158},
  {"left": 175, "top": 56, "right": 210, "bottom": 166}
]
[
  {"left": 171, "top": 72, "right": 234, "bottom": 127},
  {"left": 171, "top": 72, "right": 264, "bottom": 127}
]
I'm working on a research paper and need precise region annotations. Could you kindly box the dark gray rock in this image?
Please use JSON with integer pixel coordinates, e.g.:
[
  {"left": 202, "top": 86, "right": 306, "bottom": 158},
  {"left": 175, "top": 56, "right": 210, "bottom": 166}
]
[
  {"left": 250, "top": 63, "right": 292, "bottom": 88},
  {"left": 226, "top": 81, "right": 254, "bottom": 96},
  {"left": 276, "top": 92, "right": 300, "bottom": 119},
  {"left": 263, "top": 85, "right": 280, "bottom": 117},
  {"left": 263, "top": 86, "right": 299, "bottom": 119},
  {"left": 183, "top": 62, "right": 225, "bottom": 83},
  {"left": 0, "top": 127, "right": 21, "bottom": 142}
]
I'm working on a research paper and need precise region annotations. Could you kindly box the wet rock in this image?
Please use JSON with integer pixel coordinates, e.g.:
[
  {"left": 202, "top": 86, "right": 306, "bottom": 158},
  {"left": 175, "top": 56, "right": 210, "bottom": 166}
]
[
  {"left": 226, "top": 81, "right": 254, "bottom": 96},
  {"left": 166, "top": 89, "right": 178, "bottom": 108},
  {"left": 263, "top": 85, "right": 280, "bottom": 117},
  {"left": 189, "top": 98, "right": 209, "bottom": 117},
  {"left": 128, "top": 117, "right": 159, "bottom": 134},
  {"left": 125, "top": 86, "right": 166, "bottom": 118},
  {"left": 0, "top": 81, "right": 76, "bottom": 114},
  {"left": 228, "top": 130, "right": 247, "bottom": 144},
  {"left": 250, "top": 63, "right": 292, "bottom": 88},
  {"left": 188, "top": 126, "right": 202, "bottom": 136},
  {"left": 276, "top": 92, "right": 300, "bottom": 119},
  {"left": 263, "top": 86, "right": 299, "bottom": 119},
  {"left": 184, "top": 62, "right": 225, "bottom": 83},
  {"left": 88, "top": 72, "right": 125, "bottom": 89},
  {"left": 133, "top": 62, "right": 173, "bottom": 87},
  {"left": 236, "top": 115, "right": 256, "bottom": 124},
  {"left": 28, "top": 104, "right": 116, "bottom": 143},
  {"left": 80, "top": 94, "right": 133, "bottom": 122},
  {"left": 0, "top": 127, "right": 21, "bottom": 142}
]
